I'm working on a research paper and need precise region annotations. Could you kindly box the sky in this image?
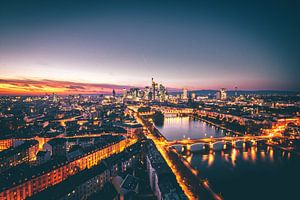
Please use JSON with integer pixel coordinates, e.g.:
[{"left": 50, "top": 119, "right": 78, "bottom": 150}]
[{"left": 0, "top": 0, "right": 299, "bottom": 95}]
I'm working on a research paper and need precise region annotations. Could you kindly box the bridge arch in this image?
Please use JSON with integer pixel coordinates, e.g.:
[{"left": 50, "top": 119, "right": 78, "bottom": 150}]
[
  {"left": 171, "top": 144, "right": 184, "bottom": 153},
  {"left": 212, "top": 141, "right": 226, "bottom": 151},
  {"left": 190, "top": 143, "right": 208, "bottom": 152},
  {"left": 234, "top": 140, "right": 244, "bottom": 149}
]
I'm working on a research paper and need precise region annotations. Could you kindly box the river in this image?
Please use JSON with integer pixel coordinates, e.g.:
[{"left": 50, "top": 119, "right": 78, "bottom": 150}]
[
  {"left": 156, "top": 116, "right": 225, "bottom": 140},
  {"left": 157, "top": 116, "right": 300, "bottom": 199}
]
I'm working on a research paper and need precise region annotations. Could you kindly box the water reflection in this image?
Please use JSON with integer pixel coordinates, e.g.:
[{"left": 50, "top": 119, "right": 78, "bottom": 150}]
[
  {"left": 186, "top": 144, "right": 279, "bottom": 169},
  {"left": 208, "top": 152, "right": 214, "bottom": 167},
  {"left": 268, "top": 146, "right": 274, "bottom": 162},
  {"left": 250, "top": 146, "right": 257, "bottom": 162},
  {"left": 185, "top": 143, "right": 300, "bottom": 200},
  {"left": 158, "top": 116, "right": 300, "bottom": 199},
  {"left": 231, "top": 148, "right": 238, "bottom": 166},
  {"left": 156, "top": 116, "right": 224, "bottom": 140}
]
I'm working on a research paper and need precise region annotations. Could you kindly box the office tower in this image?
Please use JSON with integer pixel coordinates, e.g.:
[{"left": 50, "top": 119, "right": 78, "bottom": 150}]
[
  {"left": 154, "top": 83, "right": 159, "bottom": 100},
  {"left": 159, "top": 84, "right": 166, "bottom": 102},
  {"left": 144, "top": 86, "right": 150, "bottom": 100},
  {"left": 182, "top": 88, "right": 188, "bottom": 100},
  {"left": 138, "top": 89, "right": 144, "bottom": 98},
  {"left": 130, "top": 88, "right": 139, "bottom": 99},
  {"left": 152, "top": 78, "right": 156, "bottom": 101},
  {"left": 52, "top": 93, "right": 58, "bottom": 102},
  {"left": 152, "top": 78, "right": 155, "bottom": 101},
  {"left": 191, "top": 92, "right": 196, "bottom": 100},
  {"left": 122, "top": 88, "right": 127, "bottom": 98},
  {"left": 216, "top": 88, "right": 227, "bottom": 100}
]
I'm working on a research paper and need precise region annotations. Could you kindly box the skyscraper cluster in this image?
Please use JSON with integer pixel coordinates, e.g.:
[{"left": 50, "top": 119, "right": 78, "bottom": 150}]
[{"left": 122, "top": 78, "right": 168, "bottom": 102}]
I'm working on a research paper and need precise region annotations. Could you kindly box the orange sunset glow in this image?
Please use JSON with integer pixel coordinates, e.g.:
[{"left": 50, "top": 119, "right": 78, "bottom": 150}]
[{"left": 0, "top": 79, "right": 131, "bottom": 95}]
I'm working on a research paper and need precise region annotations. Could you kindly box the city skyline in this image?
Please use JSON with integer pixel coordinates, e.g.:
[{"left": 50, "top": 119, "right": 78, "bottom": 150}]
[
  {"left": 0, "top": 0, "right": 299, "bottom": 94},
  {"left": 0, "top": 77, "right": 298, "bottom": 96},
  {"left": 1, "top": 1, "right": 300, "bottom": 199}
]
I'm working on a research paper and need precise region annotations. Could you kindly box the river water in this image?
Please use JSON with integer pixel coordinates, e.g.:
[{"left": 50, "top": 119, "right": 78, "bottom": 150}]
[
  {"left": 157, "top": 116, "right": 300, "bottom": 199},
  {"left": 156, "top": 116, "right": 224, "bottom": 140}
]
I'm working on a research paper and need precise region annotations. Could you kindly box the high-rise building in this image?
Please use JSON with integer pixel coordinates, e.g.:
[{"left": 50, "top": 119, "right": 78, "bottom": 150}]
[
  {"left": 151, "top": 78, "right": 160, "bottom": 101},
  {"left": 154, "top": 83, "right": 158, "bottom": 100},
  {"left": 130, "top": 88, "right": 140, "bottom": 99},
  {"left": 182, "top": 88, "right": 188, "bottom": 100},
  {"left": 216, "top": 88, "right": 227, "bottom": 100},
  {"left": 52, "top": 93, "right": 58, "bottom": 102},
  {"left": 152, "top": 78, "right": 156, "bottom": 101},
  {"left": 159, "top": 84, "right": 167, "bottom": 102},
  {"left": 112, "top": 89, "right": 116, "bottom": 97},
  {"left": 191, "top": 92, "right": 196, "bottom": 100},
  {"left": 122, "top": 88, "right": 127, "bottom": 98},
  {"left": 144, "top": 86, "right": 150, "bottom": 100}
]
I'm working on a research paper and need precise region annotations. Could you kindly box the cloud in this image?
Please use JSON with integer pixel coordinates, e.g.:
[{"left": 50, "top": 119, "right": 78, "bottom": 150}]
[
  {"left": 0, "top": 78, "right": 133, "bottom": 95},
  {"left": 66, "top": 85, "right": 86, "bottom": 90}
]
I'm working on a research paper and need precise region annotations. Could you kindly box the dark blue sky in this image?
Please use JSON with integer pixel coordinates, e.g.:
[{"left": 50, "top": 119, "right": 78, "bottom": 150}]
[{"left": 0, "top": 0, "right": 299, "bottom": 91}]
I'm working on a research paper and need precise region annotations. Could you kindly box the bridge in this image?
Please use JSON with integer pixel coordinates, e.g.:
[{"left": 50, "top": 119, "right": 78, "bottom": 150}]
[
  {"left": 150, "top": 106, "right": 194, "bottom": 115},
  {"left": 161, "top": 108, "right": 193, "bottom": 115},
  {"left": 134, "top": 112, "right": 296, "bottom": 200},
  {"left": 166, "top": 135, "right": 280, "bottom": 146},
  {"left": 166, "top": 135, "right": 286, "bottom": 152}
]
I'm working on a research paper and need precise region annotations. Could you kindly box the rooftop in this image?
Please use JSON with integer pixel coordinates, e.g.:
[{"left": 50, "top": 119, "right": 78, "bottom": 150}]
[
  {"left": 0, "top": 135, "right": 124, "bottom": 192},
  {"left": 0, "top": 140, "right": 38, "bottom": 161},
  {"left": 121, "top": 174, "right": 139, "bottom": 191},
  {"left": 28, "top": 162, "right": 108, "bottom": 200}
]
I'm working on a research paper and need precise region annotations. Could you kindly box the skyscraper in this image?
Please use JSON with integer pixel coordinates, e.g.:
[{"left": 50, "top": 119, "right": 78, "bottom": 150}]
[
  {"left": 159, "top": 84, "right": 166, "bottom": 102},
  {"left": 122, "top": 88, "right": 127, "bottom": 98},
  {"left": 216, "top": 88, "right": 227, "bottom": 100},
  {"left": 191, "top": 92, "right": 196, "bottom": 100},
  {"left": 182, "top": 88, "right": 188, "bottom": 100},
  {"left": 152, "top": 78, "right": 156, "bottom": 101},
  {"left": 144, "top": 86, "right": 150, "bottom": 100}
]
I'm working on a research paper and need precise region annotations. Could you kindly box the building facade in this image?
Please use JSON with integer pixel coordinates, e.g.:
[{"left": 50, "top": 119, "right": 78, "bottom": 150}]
[
  {"left": 0, "top": 137, "right": 129, "bottom": 200},
  {"left": 0, "top": 140, "right": 39, "bottom": 173}
]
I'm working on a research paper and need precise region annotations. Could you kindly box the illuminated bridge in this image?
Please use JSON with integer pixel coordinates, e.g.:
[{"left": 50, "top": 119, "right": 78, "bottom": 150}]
[
  {"left": 166, "top": 135, "right": 279, "bottom": 145},
  {"left": 164, "top": 135, "right": 284, "bottom": 152},
  {"left": 155, "top": 107, "right": 194, "bottom": 115}
]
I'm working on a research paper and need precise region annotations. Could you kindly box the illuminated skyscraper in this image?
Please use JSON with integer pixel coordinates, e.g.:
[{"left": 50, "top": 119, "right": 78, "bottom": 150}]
[
  {"left": 216, "top": 88, "right": 227, "bottom": 100},
  {"left": 159, "top": 84, "right": 167, "bottom": 102},
  {"left": 122, "top": 88, "right": 127, "bottom": 98},
  {"left": 182, "top": 88, "right": 188, "bottom": 100},
  {"left": 152, "top": 78, "right": 156, "bottom": 101},
  {"left": 191, "top": 92, "right": 196, "bottom": 100},
  {"left": 52, "top": 93, "right": 58, "bottom": 102},
  {"left": 144, "top": 86, "right": 150, "bottom": 100}
]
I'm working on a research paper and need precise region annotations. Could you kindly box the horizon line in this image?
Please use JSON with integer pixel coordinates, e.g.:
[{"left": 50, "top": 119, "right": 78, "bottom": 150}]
[{"left": 0, "top": 77, "right": 299, "bottom": 95}]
